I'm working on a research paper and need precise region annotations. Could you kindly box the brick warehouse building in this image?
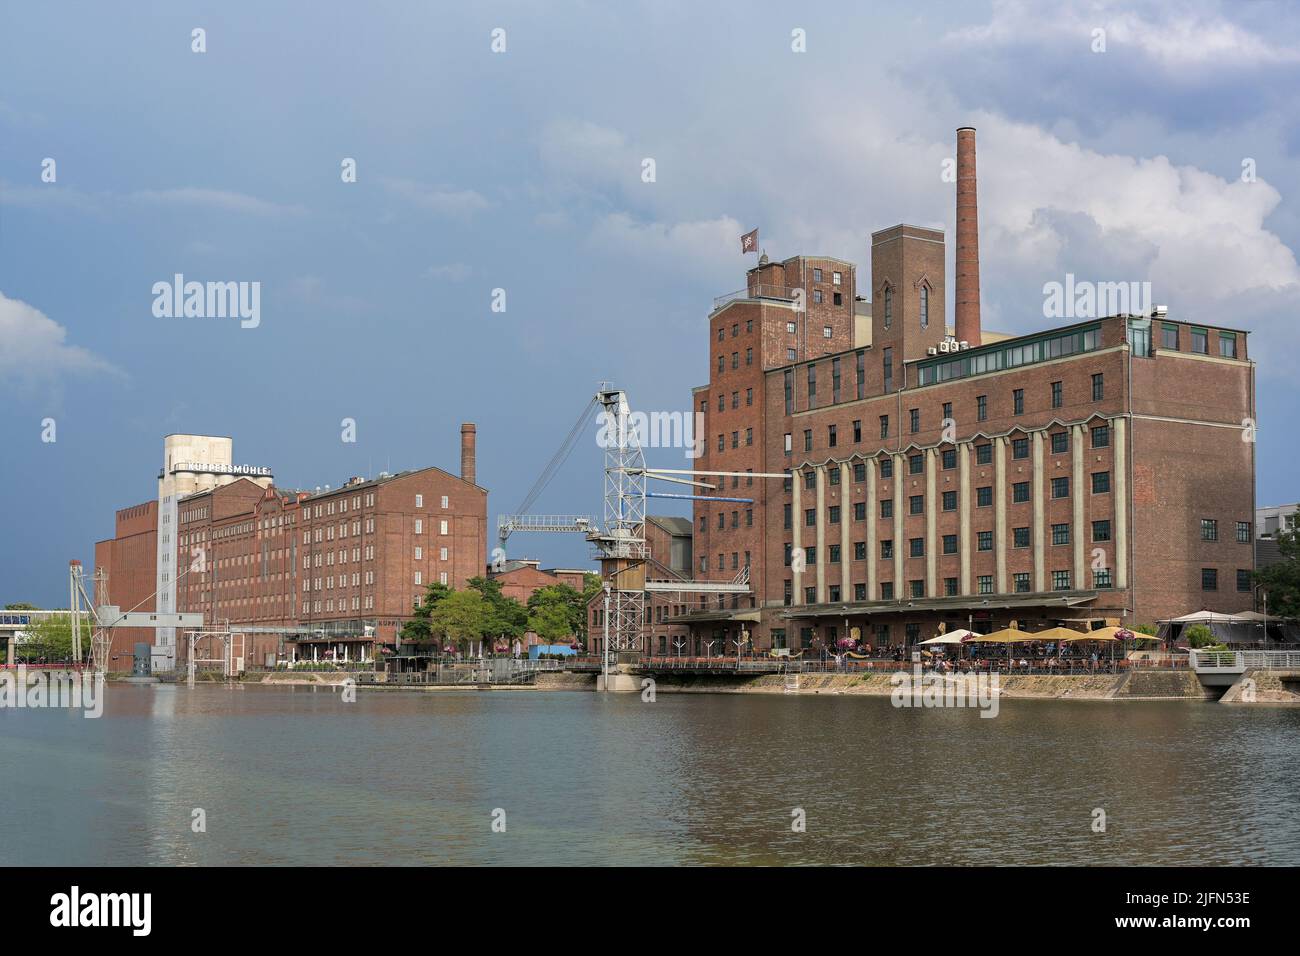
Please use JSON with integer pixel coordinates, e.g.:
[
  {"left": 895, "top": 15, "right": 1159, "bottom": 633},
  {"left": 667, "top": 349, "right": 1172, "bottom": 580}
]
[
  {"left": 93, "top": 424, "right": 486, "bottom": 670},
  {"left": 679, "top": 128, "right": 1256, "bottom": 656}
]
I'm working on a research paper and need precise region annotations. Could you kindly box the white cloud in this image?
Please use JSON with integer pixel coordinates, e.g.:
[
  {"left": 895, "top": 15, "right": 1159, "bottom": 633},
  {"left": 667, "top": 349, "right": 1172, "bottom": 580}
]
[
  {"left": 380, "top": 177, "right": 491, "bottom": 216},
  {"left": 945, "top": 0, "right": 1300, "bottom": 69},
  {"left": 587, "top": 213, "right": 745, "bottom": 283},
  {"left": 0, "top": 291, "right": 122, "bottom": 391},
  {"left": 130, "top": 187, "right": 307, "bottom": 216},
  {"left": 425, "top": 263, "right": 471, "bottom": 281}
]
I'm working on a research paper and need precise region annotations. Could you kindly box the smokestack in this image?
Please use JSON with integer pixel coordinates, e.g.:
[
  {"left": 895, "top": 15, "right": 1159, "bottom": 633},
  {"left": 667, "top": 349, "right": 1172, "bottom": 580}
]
[
  {"left": 955, "top": 126, "right": 982, "bottom": 347},
  {"left": 460, "top": 423, "right": 477, "bottom": 485}
]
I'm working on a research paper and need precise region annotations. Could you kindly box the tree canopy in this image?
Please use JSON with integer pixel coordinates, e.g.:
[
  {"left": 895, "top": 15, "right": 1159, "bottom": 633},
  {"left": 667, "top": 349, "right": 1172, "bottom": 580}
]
[{"left": 1256, "top": 529, "right": 1300, "bottom": 619}]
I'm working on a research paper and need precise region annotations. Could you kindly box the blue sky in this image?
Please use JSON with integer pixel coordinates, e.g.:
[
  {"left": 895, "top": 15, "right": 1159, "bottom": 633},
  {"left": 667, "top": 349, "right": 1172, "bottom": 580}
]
[{"left": 3, "top": 0, "right": 1299, "bottom": 607}]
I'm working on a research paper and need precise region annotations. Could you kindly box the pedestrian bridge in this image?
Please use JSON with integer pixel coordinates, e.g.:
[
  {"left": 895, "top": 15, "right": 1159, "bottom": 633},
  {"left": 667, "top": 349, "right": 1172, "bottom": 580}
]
[{"left": 1188, "top": 649, "right": 1300, "bottom": 687}]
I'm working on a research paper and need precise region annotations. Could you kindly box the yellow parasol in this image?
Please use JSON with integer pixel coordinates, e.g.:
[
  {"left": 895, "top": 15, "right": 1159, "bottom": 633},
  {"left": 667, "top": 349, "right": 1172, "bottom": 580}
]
[
  {"left": 963, "top": 626, "right": 1041, "bottom": 643},
  {"left": 1029, "top": 626, "right": 1088, "bottom": 642}
]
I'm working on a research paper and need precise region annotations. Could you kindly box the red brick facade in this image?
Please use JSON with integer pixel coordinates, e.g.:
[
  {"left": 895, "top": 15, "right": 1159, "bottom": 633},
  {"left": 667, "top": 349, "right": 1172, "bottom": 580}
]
[
  {"left": 94, "top": 435, "right": 487, "bottom": 669},
  {"left": 687, "top": 245, "right": 1256, "bottom": 654}
]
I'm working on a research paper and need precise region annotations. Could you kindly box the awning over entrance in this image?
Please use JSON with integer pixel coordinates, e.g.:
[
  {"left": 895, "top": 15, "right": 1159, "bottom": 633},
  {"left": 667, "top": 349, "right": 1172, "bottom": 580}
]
[
  {"left": 780, "top": 591, "right": 1099, "bottom": 620},
  {"left": 666, "top": 609, "right": 762, "bottom": 625}
]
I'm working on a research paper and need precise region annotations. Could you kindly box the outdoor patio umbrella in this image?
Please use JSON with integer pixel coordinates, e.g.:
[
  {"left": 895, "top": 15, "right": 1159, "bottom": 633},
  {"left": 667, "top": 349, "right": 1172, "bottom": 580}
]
[
  {"left": 963, "top": 626, "right": 1039, "bottom": 643},
  {"left": 919, "top": 631, "right": 973, "bottom": 645}
]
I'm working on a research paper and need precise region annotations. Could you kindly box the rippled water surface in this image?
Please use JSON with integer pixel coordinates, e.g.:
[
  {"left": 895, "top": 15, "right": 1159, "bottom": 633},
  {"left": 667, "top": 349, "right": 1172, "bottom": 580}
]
[{"left": 2, "top": 684, "right": 1297, "bottom": 865}]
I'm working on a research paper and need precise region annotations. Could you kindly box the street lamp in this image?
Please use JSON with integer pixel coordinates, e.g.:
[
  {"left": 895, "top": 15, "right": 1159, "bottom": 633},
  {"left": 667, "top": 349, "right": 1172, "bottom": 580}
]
[{"left": 602, "top": 582, "right": 611, "bottom": 689}]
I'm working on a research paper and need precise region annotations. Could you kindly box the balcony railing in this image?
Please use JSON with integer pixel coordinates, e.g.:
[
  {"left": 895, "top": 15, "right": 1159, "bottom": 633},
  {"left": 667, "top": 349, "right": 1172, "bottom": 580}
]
[{"left": 712, "top": 284, "right": 800, "bottom": 311}]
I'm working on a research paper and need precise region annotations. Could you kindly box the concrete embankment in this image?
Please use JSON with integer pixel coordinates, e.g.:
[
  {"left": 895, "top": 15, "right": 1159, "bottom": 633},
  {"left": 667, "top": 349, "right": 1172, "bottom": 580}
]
[
  {"left": 180, "top": 667, "right": 1224, "bottom": 702},
  {"left": 1220, "top": 669, "right": 1300, "bottom": 705},
  {"left": 642, "top": 669, "right": 1215, "bottom": 701}
]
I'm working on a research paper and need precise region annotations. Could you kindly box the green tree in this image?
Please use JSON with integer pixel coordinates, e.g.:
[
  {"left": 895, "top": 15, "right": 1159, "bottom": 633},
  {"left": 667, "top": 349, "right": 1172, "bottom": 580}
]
[
  {"left": 529, "top": 600, "right": 573, "bottom": 645},
  {"left": 466, "top": 576, "right": 528, "bottom": 651},
  {"left": 400, "top": 582, "right": 453, "bottom": 643},
  {"left": 4, "top": 602, "right": 39, "bottom": 610},
  {"left": 1255, "top": 528, "right": 1300, "bottom": 618},
  {"left": 577, "top": 573, "right": 602, "bottom": 644},
  {"left": 20, "top": 613, "right": 90, "bottom": 663},
  {"left": 527, "top": 584, "right": 588, "bottom": 645},
  {"left": 428, "top": 589, "right": 487, "bottom": 654},
  {"left": 1183, "top": 624, "right": 1216, "bottom": 649}
]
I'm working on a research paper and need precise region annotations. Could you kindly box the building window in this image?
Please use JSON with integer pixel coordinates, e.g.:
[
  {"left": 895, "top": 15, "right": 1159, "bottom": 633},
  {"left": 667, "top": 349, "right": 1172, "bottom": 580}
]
[
  {"left": 1013, "top": 572, "right": 1031, "bottom": 593},
  {"left": 909, "top": 495, "right": 924, "bottom": 515},
  {"left": 943, "top": 534, "right": 958, "bottom": 554},
  {"left": 1013, "top": 388, "right": 1024, "bottom": 415},
  {"left": 1162, "top": 324, "right": 1179, "bottom": 350},
  {"left": 977, "top": 530, "right": 993, "bottom": 552},
  {"left": 853, "top": 463, "right": 866, "bottom": 483},
  {"left": 414, "top": 519, "right": 423, "bottom": 534},
  {"left": 942, "top": 490, "right": 957, "bottom": 511},
  {"left": 1237, "top": 569, "right": 1251, "bottom": 592},
  {"left": 880, "top": 415, "right": 890, "bottom": 439},
  {"left": 942, "top": 401, "right": 952, "bottom": 422},
  {"left": 829, "top": 505, "right": 841, "bottom": 525},
  {"left": 441, "top": 495, "right": 449, "bottom": 508},
  {"left": 1051, "top": 381, "right": 1063, "bottom": 408},
  {"left": 883, "top": 286, "right": 893, "bottom": 329},
  {"left": 1051, "top": 432, "right": 1069, "bottom": 454},
  {"left": 1094, "top": 569, "right": 1112, "bottom": 589},
  {"left": 1237, "top": 521, "right": 1251, "bottom": 543},
  {"left": 1219, "top": 333, "right": 1237, "bottom": 358},
  {"left": 853, "top": 420, "right": 862, "bottom": 443},
  {"left": 977, "top": 575, "right": 993, "bottom": 595},
  {"left": 944, "top": 577, "right": 958, "bottom": 597},
  {"left": 440, "top": 520, "right": 448, "bottom": 535},
  {"left": 909, "top": 408, "right": 920, "bottom": 433},
  {"left": 832, "top": 271, "right": 841, "bottom": 286},
  {"left": 977, "top": 486, "right": 992, "bottom": 508},
  {"left": 814, "top": 267, "right": 823, "bottom": 282},
  {"left": 977, "top": 395, "right": 987, "bottom": 421},
  {"left": 813, "top": 290, "right": 823, "bottom": 304},
  {"left": 880, "top": 499, "right": 893, "bottom": 519},
  {"left": 909, "top": 454, "right": 924, "bottom": 475},
  {"left": 881, "top": 540, "right": 894, "bottom": 560},
  {"left": 787, "top": 347, "right": 797, "bottom": 362},
  {"left": 1201, "top": 518, "right": 1218, "bottom": 541},
  {"left": 910, "top": 579, "right": 925, "bottom": 598},
  {"left": 823, "top": 325, "right": 833, "bottom": 339},
  {"left": 854, "top": 541, "right": 867, "bottom": 560},
  {"left": 1091, "top": 424, "right": 1110, "bottom": 448},
  {"left": 942, "top": 448, "right": 956, "bottom": 470},
  {"left": 1013, "top": 527, "right": 1030, "bottom": 548},
  {"left": 1012, "top": 437, "right": 1029, "bottom": 460},
  {"left": 883, "top": 347, "right": 894, "bottom": 393},
  {"left": 1092, "top": 373, "right": 1104, "bottom": 401},
  {"left": 881, "top": 582, "right": 894, "bottom": 601},
  {"left": 1202, "top": 568, "right": 1218, "bottom": 591},
  {"left": 976, "top": 444, "right": 992, "bottom": 465},
  {"left": 1093, "top": 520, "right": 1111, "bottom": 542},
  {"left": 1051, "top": 477, "right": 1070, "bottom": 499},
  {"left": 1052, "top": 570, "right": 1071, "bottom": 591},
  {"left": 919, "top": 284, "right": 929, "bottom": 329},
  {"left": 804, "top": 429, "right": 813, "bottom": 452},
  {"left": 1091, "top": 471, "right": 1110, "bottom": 494},
  {"left": 828, "top": 425, "right": 837, "bottom": 448},
  {"left": 805, "top": 509, "right": 816, "bottom": 528},
  {"left": 1052, "top": 523, "right": 1070, "bottom": 546},
  {"left": 1192, "top": 328, "right": 1208, "bottom": 354},
  {"left": 909, "top": 538, "right": 924, "bottom": 558},
  {"left": 880, "top": 458, "right": 893, "bottom": 479},
  {"left": 1012, "top": 482, "right": 1030, "bottom": 504}
]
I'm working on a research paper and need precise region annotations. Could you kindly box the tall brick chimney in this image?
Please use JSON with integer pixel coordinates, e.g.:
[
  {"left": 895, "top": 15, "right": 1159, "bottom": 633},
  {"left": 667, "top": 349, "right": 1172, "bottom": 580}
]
[
  {"left": 460, "top": 423, "right": 476, "bottom": 485},
  {"left": 954, "top": 126, "right": 982, "bottom": 347}
]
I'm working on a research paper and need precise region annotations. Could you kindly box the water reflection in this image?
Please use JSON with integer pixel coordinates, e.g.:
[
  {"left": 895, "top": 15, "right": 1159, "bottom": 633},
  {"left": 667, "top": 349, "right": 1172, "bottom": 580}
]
[{"left": 1, "top": 686, "right": 1296, "bottom": 865}]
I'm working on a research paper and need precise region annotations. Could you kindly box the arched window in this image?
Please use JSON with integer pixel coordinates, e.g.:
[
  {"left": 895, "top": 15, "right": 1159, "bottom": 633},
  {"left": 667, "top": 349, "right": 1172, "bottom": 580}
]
[
  {"left": 883, "top": 286, "right": 893, "bottom": 329},
  {"left": 920, "top": 284, "right": 929, "bottom": 329}
]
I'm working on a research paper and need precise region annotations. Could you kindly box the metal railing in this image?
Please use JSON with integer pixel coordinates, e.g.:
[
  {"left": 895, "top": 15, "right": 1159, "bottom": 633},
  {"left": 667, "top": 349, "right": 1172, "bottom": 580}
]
[
  {"left": 1189, "top": 649, "right": 1300, "bottom": 672},
  {"left": 712, "top": 284, "right": 800, "bottom": 311}
]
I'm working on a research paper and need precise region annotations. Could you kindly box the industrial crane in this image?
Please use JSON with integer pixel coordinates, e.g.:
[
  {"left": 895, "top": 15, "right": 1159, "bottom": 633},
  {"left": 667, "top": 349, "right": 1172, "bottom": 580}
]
[{"left": 497, "top": 384, "right": 786, "bottom": 661}]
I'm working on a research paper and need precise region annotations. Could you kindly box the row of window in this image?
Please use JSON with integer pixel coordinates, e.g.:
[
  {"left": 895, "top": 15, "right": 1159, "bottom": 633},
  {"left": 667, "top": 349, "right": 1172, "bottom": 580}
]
[
  {"left": 917, "top": 326, "right": 1102, "bottom": 386},
  {"left": 786, "top": 422, "right": 1111, "bottom": 458},
  {"left": 784, "top": 569, "right": 1108, "bottom": 605},
  {"left": 783, "top": 520, "right": 1115, "bottom": 564},
  {"left": 1202, "top": 519, "right": 1252, "bottom": 543}
]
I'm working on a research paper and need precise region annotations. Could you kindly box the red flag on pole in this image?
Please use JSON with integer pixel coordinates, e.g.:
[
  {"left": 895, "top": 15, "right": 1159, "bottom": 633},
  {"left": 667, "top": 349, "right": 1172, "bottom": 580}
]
[{"left": 740, "top": 228, "right": 758, "bottom": 254}]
